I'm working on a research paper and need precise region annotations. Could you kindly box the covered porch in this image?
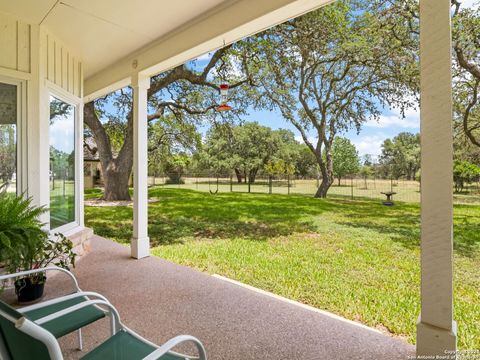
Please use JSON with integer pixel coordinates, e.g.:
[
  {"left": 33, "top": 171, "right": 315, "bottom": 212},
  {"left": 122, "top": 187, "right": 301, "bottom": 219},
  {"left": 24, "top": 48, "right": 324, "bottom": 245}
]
[
  {"left": 15, "top": 235, "right": 413, "bottom": 359},
  {"left": 0, "top": 0, "right": 458, "bottom": 357}
]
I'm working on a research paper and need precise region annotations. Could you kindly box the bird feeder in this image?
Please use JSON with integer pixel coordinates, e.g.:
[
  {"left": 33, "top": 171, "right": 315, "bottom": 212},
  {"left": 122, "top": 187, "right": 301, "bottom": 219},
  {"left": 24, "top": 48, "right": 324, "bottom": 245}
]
[{"left": 216, "top": 83, "right": 232, "bottom": 112}]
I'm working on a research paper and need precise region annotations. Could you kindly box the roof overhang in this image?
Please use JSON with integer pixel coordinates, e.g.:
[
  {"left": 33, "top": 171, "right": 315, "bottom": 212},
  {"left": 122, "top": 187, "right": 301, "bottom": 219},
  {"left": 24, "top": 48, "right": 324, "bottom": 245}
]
[{"left": 84, "top": 0, "right": 334, "bottom": 101}]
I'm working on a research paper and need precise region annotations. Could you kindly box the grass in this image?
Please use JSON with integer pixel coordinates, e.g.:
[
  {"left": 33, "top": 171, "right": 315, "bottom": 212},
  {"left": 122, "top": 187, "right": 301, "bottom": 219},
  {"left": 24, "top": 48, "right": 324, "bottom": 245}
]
[
  {"left": 50, "top": 180, "right": 75, "bottom": 229},
  {"left": 151, "top": 176, "right": 480, "bottom": 204},
  {"left": 84, "top": 187, "right": 480, "bottom": 348}
]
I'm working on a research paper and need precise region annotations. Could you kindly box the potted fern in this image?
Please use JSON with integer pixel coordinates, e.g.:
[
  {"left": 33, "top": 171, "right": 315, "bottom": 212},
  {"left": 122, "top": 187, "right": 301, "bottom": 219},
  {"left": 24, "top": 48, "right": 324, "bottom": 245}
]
[{"left": 0, "top": 193, "right": 76, "bottom": 303}]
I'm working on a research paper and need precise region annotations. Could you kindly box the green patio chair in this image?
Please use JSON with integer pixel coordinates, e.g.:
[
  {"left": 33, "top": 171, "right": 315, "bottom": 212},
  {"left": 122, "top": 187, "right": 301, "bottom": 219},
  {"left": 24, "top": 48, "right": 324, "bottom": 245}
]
[
  {"left": 0, "top": 266, "right": 114, "bottom": 351},
  {"left": 0, "top": 297, "right": 207, "bottom": 360}
]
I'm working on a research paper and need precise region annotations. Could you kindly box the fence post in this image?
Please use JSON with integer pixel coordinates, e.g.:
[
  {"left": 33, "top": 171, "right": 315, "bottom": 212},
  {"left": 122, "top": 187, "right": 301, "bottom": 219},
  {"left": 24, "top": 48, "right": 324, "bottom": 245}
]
[
  {"left": 269, "top": 175, "right": 272, "bottom": 194},
  {"left": 248, "top": 177, "right": 251, "bottom": 193},
  {"left": 351, "top": 176, "right": 354, "bottom": 200},
  {"left": 287, "top": 175, "right": 290, "bottom": 195},
  {"left": 230, "top": 174, "right": 233, "bottom": 192}
]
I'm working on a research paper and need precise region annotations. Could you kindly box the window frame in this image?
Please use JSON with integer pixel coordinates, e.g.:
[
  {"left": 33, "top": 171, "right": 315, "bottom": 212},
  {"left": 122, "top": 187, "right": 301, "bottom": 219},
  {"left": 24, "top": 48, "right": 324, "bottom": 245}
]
[
  {"left": 47, "top": 81, "right": 82, "bottom": 233},
  {"left": 0, "top": 75, "right": 26, "bottom": 196}
]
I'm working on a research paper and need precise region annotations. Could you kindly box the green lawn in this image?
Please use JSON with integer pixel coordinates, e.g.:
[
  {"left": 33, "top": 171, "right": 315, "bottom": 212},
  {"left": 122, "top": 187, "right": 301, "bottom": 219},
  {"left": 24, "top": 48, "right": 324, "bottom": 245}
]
[
  {"left": 149, "top": 176, "right": 480, "bottom": 204},
  {"left": 84, "top": 187, "right": 480, "bottom": 348}
]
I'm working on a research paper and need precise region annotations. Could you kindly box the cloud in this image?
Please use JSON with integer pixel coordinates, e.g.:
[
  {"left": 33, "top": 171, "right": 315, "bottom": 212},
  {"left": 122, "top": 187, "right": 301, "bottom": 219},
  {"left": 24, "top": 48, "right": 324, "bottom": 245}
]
[
  {"left": 295, "top": 135, "right": 318, "bottom": 145},
  {"left": 460, "top": 0, "right": 479, "bottom": 9},
  {"left": 350, "top": 134, "right": 388, "bottom": 159},
  {"left": 365, "top": 107, "right": 419, "bottom": 129}
]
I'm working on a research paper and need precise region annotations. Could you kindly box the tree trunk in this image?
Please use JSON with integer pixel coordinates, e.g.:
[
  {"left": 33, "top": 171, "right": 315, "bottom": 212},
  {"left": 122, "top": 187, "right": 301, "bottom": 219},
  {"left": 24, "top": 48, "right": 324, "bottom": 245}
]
[
  {"left": 248, "top": 168, "right": 258, "bottom": 183},
  {"left": 103, "top": 166, "right": 132, "bottom": 201},
  {"left": 84, "top": 102, "right": 134, "bottom": 201},
  {"left": 314, "top": 146, "right": 334, "bottom": 198},
  {"left": 315, "top": 177, "right": 332, "bottom": 198},
  {"left": 338, "top": 177, "right": 341, "bottom": 186},
  {"left": 234, "top": 168, "right": 243, "bottom": 183}
]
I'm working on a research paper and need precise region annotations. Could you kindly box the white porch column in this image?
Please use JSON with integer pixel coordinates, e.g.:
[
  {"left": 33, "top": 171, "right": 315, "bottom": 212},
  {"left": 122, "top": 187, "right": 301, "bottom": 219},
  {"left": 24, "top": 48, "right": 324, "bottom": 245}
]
[
  {"left": 131, "top": 73, "right": 150, "bottom": 259},
  {"left": 417, "top": 0, "right": 457, "bottom": 355}
]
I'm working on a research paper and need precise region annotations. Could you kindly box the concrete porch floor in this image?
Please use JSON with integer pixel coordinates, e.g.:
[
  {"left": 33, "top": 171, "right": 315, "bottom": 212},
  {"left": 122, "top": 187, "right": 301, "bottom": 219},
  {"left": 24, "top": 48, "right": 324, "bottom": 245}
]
[{"left": 27, "top": 236, "right": 416, "bottom": 359}]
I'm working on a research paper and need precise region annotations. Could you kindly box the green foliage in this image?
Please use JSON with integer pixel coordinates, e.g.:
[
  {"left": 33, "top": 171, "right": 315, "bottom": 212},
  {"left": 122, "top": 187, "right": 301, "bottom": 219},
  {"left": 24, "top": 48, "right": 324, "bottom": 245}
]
[
  {"left": 254, "top": 0, "right": 418, "bottom": 196},
  {"left": 264, "top": 159, "right": 295, "bottom": 176},
  {"left": 50, "top": 146, "right": 74, "bottom": 181},
  {"left": 295, "top": 145, "right": 319, "bottom": 178},
  {"left": 331, "top": 137, "right": 360, "bottom": 182},
  {"left": 148, "top": 114, "right": 201, "bottom": 176},
  {"left": 200, "top": 122, "right": 301, "bottom": 181},
  {"left": 379, "top": 132, "right": 420, "bottom": 180},
  {"left": 0, "top": 125, "right": 16, "bottom": 184},
  {"left": 0, "top": 193, "right": 47, "bottom": 263},
  {"left": 453, "top": 160, "right": 480, "bottom": 192},
  {"left": 452, "top": 3, "right": 480, "bottom": 148},
  {"left": 0, "top": 193, "right": 76, "bottom": 285},
  {"left": 164, "top": 154, "right": 191, "bottom": 184}
]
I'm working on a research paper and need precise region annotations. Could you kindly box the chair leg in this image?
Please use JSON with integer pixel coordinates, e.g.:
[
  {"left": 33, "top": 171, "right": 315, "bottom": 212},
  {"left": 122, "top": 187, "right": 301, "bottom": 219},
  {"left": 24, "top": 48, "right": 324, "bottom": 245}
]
[{"left": 77, "top": 329, "right": 83, "bottom": 351}]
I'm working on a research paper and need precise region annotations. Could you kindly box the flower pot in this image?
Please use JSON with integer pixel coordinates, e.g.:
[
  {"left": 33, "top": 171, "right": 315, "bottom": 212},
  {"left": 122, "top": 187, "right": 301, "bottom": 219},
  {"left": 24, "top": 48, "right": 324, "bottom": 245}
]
[{"left": 14, "top": 276, "right": 46, "bottom": 303}]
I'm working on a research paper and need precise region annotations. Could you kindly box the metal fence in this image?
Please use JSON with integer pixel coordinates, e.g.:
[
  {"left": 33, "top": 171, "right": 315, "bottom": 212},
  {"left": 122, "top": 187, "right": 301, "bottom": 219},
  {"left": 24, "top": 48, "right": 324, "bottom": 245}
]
[
  {"left": 149, "top": 173, "right": 480, "bottom": 203},
  {"left": 146, "top": 172, "right": 480, "bottom": 204}
]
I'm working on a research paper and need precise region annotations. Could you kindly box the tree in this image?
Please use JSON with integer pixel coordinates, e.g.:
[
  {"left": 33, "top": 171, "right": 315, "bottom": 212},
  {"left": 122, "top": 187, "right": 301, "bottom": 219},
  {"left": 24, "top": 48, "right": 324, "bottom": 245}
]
[
  {"left": 164, "top": 153, "right": 191, "bottom": 184},
  {"left": 0, "top": 125, "right": 16, "bottom": 184},
  {"left": 387, "top": 0, "right": 480, "bottom": 149},
  {"left": 201, "top": 122, "right": 286, "bottom": 183},
  {"left": 84, "top": 43, "right": 256, "bottom": 201},
  {"left": 147, "top": 114, "right": 200, "bottom": 180},
  {"left": 452, "top": 2, "right": 480, "bottom": 148},
  {"left": 294, "top": 145, "right": 318, "bottom": 178},
  {"left": 453, "top": 159, "right": 480, "bottom": 192},
  {"left": 256, "top": 0, "right": 417, "bottom": 197},
  {"left": 331, "top": 137, "right": 360, "bottom": 185},
  {"left": 379, "top": 132, "right": 420, "bottom": 180}
]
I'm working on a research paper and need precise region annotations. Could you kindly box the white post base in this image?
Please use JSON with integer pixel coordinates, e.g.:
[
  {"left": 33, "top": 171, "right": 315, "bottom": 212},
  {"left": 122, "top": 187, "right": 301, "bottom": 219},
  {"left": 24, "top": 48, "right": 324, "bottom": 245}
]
[
  {"left": 417, "top": 319, "right": 457, "bottom": 357},
  {"left": 131, "top": 237, "right": 150, "bottom": 259}
]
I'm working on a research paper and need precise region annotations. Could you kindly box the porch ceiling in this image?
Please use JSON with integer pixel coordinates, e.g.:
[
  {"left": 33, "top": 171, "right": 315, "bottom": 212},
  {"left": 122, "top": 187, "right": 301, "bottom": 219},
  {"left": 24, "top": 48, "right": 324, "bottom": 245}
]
[{"left": 0, "top": 0, "right": 227, "bottom": 78}]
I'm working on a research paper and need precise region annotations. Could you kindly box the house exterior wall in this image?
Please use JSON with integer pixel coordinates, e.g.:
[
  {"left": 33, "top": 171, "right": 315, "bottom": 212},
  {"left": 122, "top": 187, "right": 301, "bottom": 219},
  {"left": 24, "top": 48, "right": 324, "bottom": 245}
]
[
  {"left": 0, "top": 13, "right": 31, "bottom": 74},
  {"left": 0, "top": 11, "right": 88, "bottom": 248}
]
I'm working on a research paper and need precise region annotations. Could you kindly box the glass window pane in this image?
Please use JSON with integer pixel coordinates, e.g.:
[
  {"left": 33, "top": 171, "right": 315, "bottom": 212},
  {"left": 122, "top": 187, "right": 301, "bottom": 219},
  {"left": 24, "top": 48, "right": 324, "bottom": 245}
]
[
  {"left": 0, "top": 82, "right": 17, "bottom": 194},
  {"left": 49, "top": 96, "right": 75, "bottom": 228}
]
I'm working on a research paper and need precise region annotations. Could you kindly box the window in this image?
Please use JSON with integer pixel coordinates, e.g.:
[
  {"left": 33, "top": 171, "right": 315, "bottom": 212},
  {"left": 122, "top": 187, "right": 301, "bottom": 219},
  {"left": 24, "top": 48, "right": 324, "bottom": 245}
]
[
  {"left": 0, "top": 82, "right": 18, "bottom": 194},
  {"left": 49, "top": 96, "right": 76, "bottom": 229}
]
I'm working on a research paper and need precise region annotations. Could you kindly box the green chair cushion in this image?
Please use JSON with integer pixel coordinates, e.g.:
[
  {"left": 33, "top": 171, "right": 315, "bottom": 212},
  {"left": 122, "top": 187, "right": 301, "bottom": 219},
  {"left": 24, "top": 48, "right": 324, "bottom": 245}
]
[
  {"left": 0, "top": 300, "right": 51, "bottom": 360},
  {"left": 80, "top": 330, "right": 188, "bottom": 360},
  {"left": 24, "top": 296, "right": 106, "bottom": 338}
]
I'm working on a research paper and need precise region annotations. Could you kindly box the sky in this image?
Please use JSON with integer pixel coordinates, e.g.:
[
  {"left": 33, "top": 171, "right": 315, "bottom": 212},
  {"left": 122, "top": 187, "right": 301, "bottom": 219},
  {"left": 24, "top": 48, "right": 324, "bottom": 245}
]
[
  {"left": 96, "top": 0, "right": 477, "bottom": 161},
  {"left": 191, "top": 0, "right": 478, "bottom": 161},
  {"left": 194, "top": 57, "right": 419, "bottom": 161}
]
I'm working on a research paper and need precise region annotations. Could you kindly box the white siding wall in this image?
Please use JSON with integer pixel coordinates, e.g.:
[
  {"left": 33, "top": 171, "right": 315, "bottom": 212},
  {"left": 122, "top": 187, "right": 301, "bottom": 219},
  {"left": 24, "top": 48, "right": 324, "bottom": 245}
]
[
  {"left": 0, "top": 11, "right": 84, "bottom": 232},
  {"left": 0, "top": 13, "right": 31, "bottom": 74},
  {"left": 41, "top": 29, "right": 83, "bottom": 98}
]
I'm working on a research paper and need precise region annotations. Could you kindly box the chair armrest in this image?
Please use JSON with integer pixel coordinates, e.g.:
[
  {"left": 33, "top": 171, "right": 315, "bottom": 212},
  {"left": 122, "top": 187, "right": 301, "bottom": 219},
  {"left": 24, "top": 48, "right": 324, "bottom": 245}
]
[
  {"left": 18, "top": 291, "right": 110, "bottom": 313},
  {"left": 142, "top": 335, "right": 207, "bottom": 360},
  {"left": 34, "top": 299, "right": 121, "bottom": 331},
  {"left": 0, "top": 266, "right": 81, "bottom": 293}
]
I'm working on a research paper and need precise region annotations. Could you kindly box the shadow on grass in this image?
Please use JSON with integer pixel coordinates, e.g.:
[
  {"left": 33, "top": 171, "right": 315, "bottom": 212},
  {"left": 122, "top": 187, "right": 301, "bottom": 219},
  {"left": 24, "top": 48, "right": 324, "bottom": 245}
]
[
  {"left": 85, "top": 188, "right": 340, "bottom": 247},
  {"left": 85, "top": 187, "right": 480, "bottom": 257},
  {"left": 335, "top": 200, "right": 480, "bottom": 257}
]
